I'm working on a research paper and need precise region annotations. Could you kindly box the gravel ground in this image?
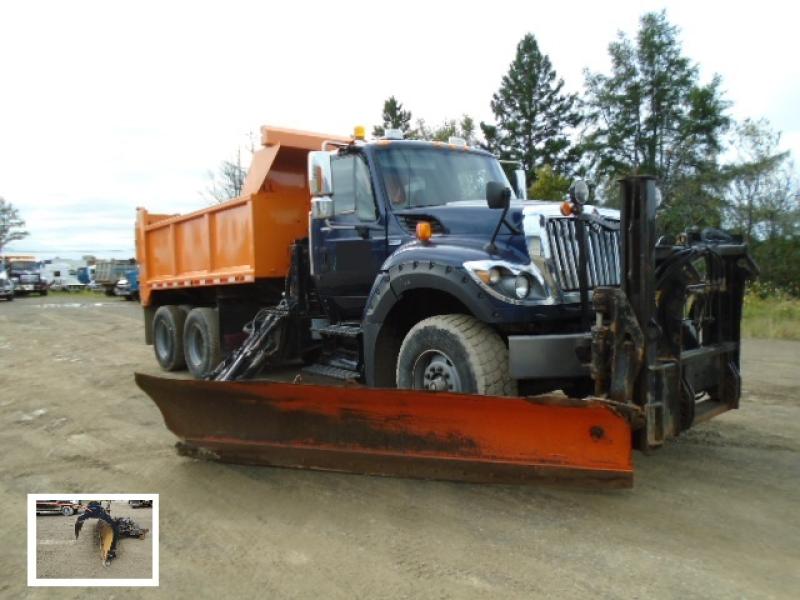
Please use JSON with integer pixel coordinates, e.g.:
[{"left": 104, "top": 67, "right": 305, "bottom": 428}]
[
  {"left": 0, "top": 294, "right": 798, "bottom": 599},
  {"left": 35, "top": 501, "right": 152, "bottom": 579}
]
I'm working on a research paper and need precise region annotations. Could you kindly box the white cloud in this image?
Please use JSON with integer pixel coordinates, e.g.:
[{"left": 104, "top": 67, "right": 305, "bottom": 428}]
[{"left": 1, "top": 0, "right": 798, "bottom": 259}]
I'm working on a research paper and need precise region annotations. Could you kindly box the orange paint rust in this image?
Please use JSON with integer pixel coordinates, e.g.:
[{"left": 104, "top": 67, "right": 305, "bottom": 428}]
[{"left": 204, "top": 380, "right": 632, "bottom": 471}]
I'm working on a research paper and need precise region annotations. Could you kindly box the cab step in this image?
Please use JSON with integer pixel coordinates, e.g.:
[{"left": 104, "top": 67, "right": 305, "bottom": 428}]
[
  {"left": 312, "top": 323, "right": 362, "bottom": 338},
  {"left": 302, "top": 363, "right": 361, "bottom": 381}
]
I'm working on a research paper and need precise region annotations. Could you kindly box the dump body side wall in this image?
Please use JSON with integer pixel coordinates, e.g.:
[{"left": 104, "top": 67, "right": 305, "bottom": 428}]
[{"left": 137, "top": 139, "right": 327, "bottom": 308}]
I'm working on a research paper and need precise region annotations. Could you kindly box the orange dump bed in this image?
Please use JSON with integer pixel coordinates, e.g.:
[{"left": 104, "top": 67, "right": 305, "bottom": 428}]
[{"left": 136, "top": 126, "right": 346, "bottom": 306}]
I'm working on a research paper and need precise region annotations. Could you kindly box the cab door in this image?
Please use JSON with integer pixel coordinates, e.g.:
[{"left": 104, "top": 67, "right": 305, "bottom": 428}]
[{"left": 312, "top": 152, "right": 387, "bottom": 320}]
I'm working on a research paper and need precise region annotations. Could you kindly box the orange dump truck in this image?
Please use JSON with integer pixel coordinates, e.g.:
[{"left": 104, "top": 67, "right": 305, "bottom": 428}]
[{"left": 136, "top": 126, "right": 346, "bottom": 373}]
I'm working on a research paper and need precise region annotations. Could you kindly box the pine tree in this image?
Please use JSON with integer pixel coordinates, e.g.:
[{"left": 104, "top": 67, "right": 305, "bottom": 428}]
[
  {"left": 727, "top": 119, "right": 797, "bottom": 243},
  {"left": 583, "top": 11, "right": 731, "bottom": 231},
  {"left": 480, "top": 33, "right": 581, "bottom": 182},
  {"left": 372, "top": 96, "right": 413, "bottom": 138},
  {"left": 528, "top": 165, "right": 572, "bottom": 201},
  {"left": 428, "top": 115, "right": 478, "bottom": 144}
]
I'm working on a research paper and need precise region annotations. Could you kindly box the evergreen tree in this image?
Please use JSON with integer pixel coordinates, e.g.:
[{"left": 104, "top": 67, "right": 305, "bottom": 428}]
[
  {"left": 583, "top": 11, "right": 731, "bottom": 231},
  {"left": 528, "top": 165, "right": 571, "bottom": 201},
  {"left": 372, "top": 96, "right": 413, "bottom": 138},
  {"left": 428, "top": 115, "right": 478, "bottom": 144},
  {"left": 480, "top": 33, "right": 581, "bottom": 182},
  {"left": 726, "top": 118, "right": 796, "bottom": 242}
]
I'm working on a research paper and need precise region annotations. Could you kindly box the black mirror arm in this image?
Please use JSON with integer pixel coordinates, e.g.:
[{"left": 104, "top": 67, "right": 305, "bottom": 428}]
[
  {"left": 485, "top": 205, "right": 510, "bottom": 255},
  {"left": 502, "top": 218, "right": 521, "bottom": 235}
]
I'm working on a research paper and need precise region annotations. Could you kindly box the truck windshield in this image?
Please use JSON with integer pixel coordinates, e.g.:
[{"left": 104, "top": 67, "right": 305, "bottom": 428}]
[
  {"left": 374, "top": 146, "right": 513, "bottom": 209},
  {"left": 10, "top": 261, "right": 38, "bottom": 270}
]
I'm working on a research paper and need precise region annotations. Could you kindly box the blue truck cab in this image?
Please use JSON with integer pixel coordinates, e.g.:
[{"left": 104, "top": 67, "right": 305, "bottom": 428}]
[
  {"left": 306, "top": 135, "right": 621, "bottom": 395},
  {"left": 114, "top": 267, "right": 140, "bottom": 301}
]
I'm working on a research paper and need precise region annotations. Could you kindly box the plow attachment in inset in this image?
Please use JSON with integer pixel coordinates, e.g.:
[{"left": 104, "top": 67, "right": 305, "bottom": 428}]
[{"left": 135, "top": 373, "right": 636, "bottom": 488}]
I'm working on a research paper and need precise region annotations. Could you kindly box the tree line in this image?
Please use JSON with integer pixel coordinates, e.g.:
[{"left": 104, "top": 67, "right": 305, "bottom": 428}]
[{"left": 374, "top": 11, "right": 798, "bottom": 294}]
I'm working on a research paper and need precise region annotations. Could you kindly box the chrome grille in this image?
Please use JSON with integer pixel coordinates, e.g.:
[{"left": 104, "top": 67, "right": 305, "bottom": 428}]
[{"left": 546, "top": 217, "right": 620, "bottom": 292}]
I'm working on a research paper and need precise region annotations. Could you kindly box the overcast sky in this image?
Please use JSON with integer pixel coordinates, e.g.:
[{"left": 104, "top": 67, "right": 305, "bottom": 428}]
[{"left": 1, "top": 0, "right": 798, "bottom": 259}]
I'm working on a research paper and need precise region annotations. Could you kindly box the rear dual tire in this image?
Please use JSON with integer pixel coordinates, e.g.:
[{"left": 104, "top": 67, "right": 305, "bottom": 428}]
[
  {"left": 153, "top": 305, "right": 221, "bottom": 378},
  {"left": 183, "top": 308, "right": 222, "bottom": 379},
  {"left": 153, "top": 306, "right": 187, "bottom": 371}
]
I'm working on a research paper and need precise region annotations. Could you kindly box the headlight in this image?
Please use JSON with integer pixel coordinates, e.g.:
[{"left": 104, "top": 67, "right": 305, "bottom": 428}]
[
  {"left": 463, "top": 260, "right": 549, "bottom": 305},
  {"left": 514, "top": 274, "right": 530, "bottom": 299}
]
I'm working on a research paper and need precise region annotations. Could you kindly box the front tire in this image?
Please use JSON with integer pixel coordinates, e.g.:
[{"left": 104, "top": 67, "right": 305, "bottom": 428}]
[
  {"left": 396, "top": 314, "right": 517, "bottom": 396},
  {"left": 61, "top": 506, "right": 74, "bottom": 516},
  {"left": 153, "top": 305, "right": 187, "bottom": 371},
  {"left": 183, "top": 307, "right": 222, "bottom": 379}
]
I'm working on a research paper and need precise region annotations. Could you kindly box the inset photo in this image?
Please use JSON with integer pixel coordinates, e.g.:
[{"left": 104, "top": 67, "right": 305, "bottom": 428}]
[{"left": 28, "top": 493, "right": 158, "bottom": 587}]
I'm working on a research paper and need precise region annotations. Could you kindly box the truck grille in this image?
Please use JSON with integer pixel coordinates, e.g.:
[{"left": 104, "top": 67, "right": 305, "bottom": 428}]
[
  {"left": 398, "top": 214, "right": 446, "bottom": 235},
  {"left": 546, "top": 217, "right": 620, "bottom": 292}
]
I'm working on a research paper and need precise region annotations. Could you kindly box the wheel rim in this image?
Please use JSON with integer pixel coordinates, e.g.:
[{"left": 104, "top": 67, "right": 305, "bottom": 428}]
[
  {"left": 154, "top": 320, "right": 172, "bottom": 361},
  {"left": 411, "top": 350, "right": 462, "bottom": 392},
  {"left": 186, "top": 324, "right": 204, "bottom": 367}
]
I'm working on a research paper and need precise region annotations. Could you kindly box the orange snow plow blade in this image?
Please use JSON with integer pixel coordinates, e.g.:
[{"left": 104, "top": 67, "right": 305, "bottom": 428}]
[{"left": 135, "top": 373, "right": 636, "bottom": 488}]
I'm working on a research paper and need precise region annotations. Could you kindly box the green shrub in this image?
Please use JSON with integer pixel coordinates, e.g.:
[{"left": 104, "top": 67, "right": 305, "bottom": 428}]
[{"left": 742, "top": 289, "right": 800, "bottom": 340}]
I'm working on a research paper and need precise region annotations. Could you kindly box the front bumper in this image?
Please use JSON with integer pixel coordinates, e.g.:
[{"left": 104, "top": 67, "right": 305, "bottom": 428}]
[
  {"left": 508, "top": 333, "right": 590, "bottom": 379},
  {"left": 14, "top": 283, "right": 46, "bottom": 292}
]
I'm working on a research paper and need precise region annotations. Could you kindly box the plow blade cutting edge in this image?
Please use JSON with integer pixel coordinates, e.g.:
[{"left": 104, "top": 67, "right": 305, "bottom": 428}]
[{"left": 135, "top": 373, "right": 636, "bottom": 488}]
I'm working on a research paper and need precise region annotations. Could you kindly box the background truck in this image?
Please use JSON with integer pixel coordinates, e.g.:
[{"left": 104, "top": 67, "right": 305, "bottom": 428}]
[
  {"left": 95, "top": 259, "right": 136, "bottom": 296},
  {"left": 1, "top": 256, "right": 48, "bottom": 296},
  {"left": 0, "top": 276, "right": 13, "bottom": 301},
  {"left": 128, "top": 499, "right": 152, "bottom": 508},
  {"left": 36, "top": 500, "right": 82, "bottom": 516},
  {"left": 114, "top": 267, "right": 140, "bottom": 301},
  {"left": 76, "top": 264, "right": 96, "bottom": 286}
]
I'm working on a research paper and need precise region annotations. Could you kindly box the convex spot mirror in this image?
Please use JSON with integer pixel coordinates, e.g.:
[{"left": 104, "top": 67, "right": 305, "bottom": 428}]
[
  {"left": 569, "top": 179, "right": 590, "bottom": 205},
  {"left": 308, "top": 151, "right": 333, "bottom": 197},
  {"left": 486, "top": 180, "right": 511, "bottom": 210}
]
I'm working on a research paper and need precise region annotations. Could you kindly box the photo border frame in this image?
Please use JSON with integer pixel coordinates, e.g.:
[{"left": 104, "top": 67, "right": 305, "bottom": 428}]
[{"left": 28, "top": 493, "right": 159, "bottom": 587}]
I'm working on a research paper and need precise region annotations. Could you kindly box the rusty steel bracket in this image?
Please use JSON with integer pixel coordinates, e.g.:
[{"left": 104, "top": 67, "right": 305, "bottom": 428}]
[{"left": 591, "top": 287, "right": 645, "bottom": 407}]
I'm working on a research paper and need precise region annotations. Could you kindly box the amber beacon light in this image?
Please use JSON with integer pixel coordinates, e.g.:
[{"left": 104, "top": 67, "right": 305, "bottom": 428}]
[{"left": 416, "top": 221, "right": 432, "bottom": 242}]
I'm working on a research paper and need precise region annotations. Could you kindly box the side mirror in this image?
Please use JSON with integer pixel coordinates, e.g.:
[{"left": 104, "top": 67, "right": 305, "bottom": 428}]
[
  {"left": 569, "top": 179, "right": 590, "bottom": 205},
  {"left": 514, "top": 169, "right": 527, "bottom": 200},
  {"left": 486, "top": 180, "right": 511, "bottom": 210},
  {"left": 308, "top": 151, "right": 333, "bottom": 197}
]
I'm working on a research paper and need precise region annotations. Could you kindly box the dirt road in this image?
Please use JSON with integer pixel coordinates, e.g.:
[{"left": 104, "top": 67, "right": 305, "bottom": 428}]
[
  {"left": 1, "top": 295, "right": 798, "bottom": 599},
  {"left": 36, "top": 501, "right": 152, "bottom": 579}
]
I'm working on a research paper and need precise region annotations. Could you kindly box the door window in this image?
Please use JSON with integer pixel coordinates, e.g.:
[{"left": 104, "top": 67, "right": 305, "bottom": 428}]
[{"left": 331, "top": 155, "right": 377, "bottom": 221}]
